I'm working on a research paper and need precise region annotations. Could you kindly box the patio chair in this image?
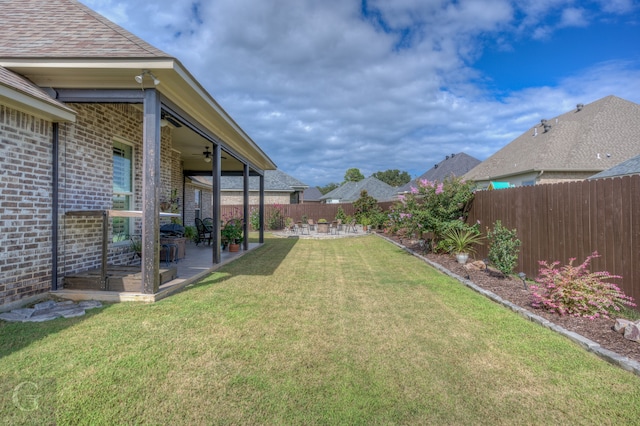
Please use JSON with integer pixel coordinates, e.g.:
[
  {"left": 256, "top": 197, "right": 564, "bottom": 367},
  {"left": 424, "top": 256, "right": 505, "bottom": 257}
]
[
  {"left": 299, "top": 221, "right": 310, "bottom": 235},
  {"left": 195, "top": 218, "right": 212, "bottom": 246},
  {"left": 346, "top": 219, "right": 357, "bottom": 233},
  {"left": 330, "top": 220, "right": 340, "bottom": 235},
  {"left": 307, "top": 219, "right": 316, "bottom": 231}
]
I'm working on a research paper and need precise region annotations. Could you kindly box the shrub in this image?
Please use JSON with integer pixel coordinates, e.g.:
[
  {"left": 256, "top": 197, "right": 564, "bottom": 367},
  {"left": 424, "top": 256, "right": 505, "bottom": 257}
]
[
  {"left": 440, "top": 226, "right": 483, "bottom": 255},
  {"left": 530, "top": 251, "right": 636, "bottom": 319},
  {"left": 486, "top": 220, "right": 521, "bottom": 275},
  {"left": 266, "top": 204, "right": 284, "bottom": 230},
  {"left": 335, "top": 206, "right": 347, "bottom": 222},
  {"left": 388, "top": 176, "right": 475, "bottom": 244},
  {"left": 353, "top": 190, "right": 380, "bottom": 222},
  {"left": 249, "top": 207, "right": 260, "bottom": 231}
]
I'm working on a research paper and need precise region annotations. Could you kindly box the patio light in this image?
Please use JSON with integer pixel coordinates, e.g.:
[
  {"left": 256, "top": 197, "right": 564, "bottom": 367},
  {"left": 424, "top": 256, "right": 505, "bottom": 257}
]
[
  {"left": 518, "top": 272, "right": 527, "bottom": 290},
  {"left": 134, "top": 70, "right": 160, "bottom": 86}
]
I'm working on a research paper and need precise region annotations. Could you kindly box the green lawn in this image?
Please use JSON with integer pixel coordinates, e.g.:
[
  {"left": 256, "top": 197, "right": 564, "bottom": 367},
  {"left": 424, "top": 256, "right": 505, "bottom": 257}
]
[{"left": 2, "top": 235, "right": 639, "bottom": 424}]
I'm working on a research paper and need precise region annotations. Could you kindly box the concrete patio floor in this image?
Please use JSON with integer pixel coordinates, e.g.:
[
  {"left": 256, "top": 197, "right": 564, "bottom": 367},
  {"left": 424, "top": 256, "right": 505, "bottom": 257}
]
[{"left": 52, "top": 241, "right": 262, "bottom": 303}]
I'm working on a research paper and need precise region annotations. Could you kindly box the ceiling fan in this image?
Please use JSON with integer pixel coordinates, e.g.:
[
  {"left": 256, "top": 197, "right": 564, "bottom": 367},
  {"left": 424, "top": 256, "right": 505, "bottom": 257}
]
[{"left": 194, "top": 146, "right": 226, "bottom": 162}]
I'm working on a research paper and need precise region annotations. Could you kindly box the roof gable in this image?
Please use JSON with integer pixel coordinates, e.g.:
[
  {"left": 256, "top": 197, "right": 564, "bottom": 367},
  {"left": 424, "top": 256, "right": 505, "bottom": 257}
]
[
  {"left": 0, "top": 0, "right": 169, "bottom": 58},
  {"left": 321, "top": 177, "right": 396, "bottom": 202},
  {"left": 190, "top": 170, "right": 307, "bottom": 192},
  {"left": 398, "top": 152, "right": 480, "bottom": 193},
  {"left": 465, "top": 95, "right": 640, "bottom": 181},
  {"left": 589, "top": 154, "right": 640, "bottom": 180}
]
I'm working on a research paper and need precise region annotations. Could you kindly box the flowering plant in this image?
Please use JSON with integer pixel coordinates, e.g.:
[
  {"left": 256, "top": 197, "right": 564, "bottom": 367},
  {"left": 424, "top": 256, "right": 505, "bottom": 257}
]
[
  {"left": 387, "top": 176, "right": 475, "bottom": 246},
  {"left": 221, "top": 220, "right": 243, "bottom": 244},
  {"left": 221, "top": 209, "right": 243, "bottom": 244},
  {"left": 530, "top": 251, "right": 635, "bottom": 319}
]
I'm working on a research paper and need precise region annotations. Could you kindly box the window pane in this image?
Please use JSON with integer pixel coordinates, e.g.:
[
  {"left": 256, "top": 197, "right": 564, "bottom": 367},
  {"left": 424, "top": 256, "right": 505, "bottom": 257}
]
[{"left": 113, "top": 141, "right": 133, "bottom": 241}]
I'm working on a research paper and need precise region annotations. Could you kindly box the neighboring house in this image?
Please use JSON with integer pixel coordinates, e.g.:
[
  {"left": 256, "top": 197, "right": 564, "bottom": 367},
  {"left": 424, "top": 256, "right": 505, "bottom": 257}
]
[
  {"left": 0, "top": 0, "right": 275, "bottom": 309},
  {"left": 397, "top": 152, "right": 480, "bottom": 194},
  {"left": 302, "top": 186, "right": 324, "bottom": 203},
  {"left": 464, "top": 95, "right": 640, "bottom": 188},
  {"left": 184, "top": 170, "right": 308, "bottom": 225},
  {"left": 321, "top": 177, "right": 397, "bottom": 203},
  {"left": 589, "top": 153, "right": 640, "bottom": 180}
]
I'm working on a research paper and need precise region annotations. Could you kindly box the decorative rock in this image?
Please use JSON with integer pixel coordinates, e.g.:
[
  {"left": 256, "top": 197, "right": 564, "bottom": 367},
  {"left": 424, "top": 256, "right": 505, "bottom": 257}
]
[
  {"left": 79, "top": 300, "right": 103, "bottom": 309},
  {"left": 464, "top": 261, "right": 485, "bottom": 271},
  {"left": 623, "top": 323, "right": 640, "bottom": 343},
  {"left": 614, "top": 318, "right": 634, "bottom": 334},
  {"left": 57, "top": 308, "right": 86, "bottom": 318},
  {"left": 12, "top": 308, "right": 36, "bottom": 318},
  {"left": 0, "top": 312, "right": 33, "bottom": 322},
  {"left": 34, "top": 300, "right": 57, "bottom": 310},
  {"left": 0, "top": 300, "right": 103, "bottom": 323}
]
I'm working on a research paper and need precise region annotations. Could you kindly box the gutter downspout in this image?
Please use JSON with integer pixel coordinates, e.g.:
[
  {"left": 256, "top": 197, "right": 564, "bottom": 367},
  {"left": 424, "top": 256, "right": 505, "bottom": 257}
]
[
  {"left": 537, "top": 170, "right": 544, "bottom": 183},
  {"left": 52, "top": 123, "right": 59, "bottom": 290}
]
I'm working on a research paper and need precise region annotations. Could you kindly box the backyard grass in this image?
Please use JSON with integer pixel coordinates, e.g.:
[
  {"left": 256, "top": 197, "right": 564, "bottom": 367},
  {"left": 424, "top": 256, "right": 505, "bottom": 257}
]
[{"left": 1, "top": 234, "right": 639, "bottom": 424}]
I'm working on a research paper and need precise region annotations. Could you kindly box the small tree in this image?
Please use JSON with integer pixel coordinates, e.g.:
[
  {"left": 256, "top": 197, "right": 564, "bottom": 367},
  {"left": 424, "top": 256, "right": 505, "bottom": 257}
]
[
  {"left": 372, "top": 169, "right": 411, "bottom": 187},
  {"left": 486, "top": 220, "right": 521, "bottom": 275},
  {"left": 353, "top": 190, "right": 380, "bottom": 223},
  {"left": 388, "top": 176, "right": 475, "bottom": 244},
  {"left": 344, "top": 168, "right": 364, "bottom": 183}
]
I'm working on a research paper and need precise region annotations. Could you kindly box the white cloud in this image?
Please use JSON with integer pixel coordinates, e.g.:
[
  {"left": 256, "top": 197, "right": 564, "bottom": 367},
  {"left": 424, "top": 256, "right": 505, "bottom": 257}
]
[{"left": 78, "top": 0, "right": 640, "bottom": 186}]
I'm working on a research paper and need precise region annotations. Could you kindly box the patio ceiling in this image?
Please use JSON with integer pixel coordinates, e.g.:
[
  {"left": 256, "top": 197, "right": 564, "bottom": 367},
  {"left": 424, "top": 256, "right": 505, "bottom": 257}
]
[{"left": 0, "top": 58, "right": 276, "bottom": 174}]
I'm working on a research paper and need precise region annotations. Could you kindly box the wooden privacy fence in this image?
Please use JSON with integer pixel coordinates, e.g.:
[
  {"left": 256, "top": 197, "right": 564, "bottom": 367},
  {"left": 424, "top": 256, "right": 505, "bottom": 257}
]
[
  {"left": 221, "top": 176, "right": 640, "bottom": 305},
  {"left": 221, "top": 203, "right": 360, "bottom": 229},
  {"left": 466, "top": 175, "right": 640, "bottom": 305}
]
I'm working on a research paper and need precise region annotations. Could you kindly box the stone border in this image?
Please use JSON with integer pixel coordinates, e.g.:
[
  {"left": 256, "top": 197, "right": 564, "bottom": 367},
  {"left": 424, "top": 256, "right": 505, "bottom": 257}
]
[{"left": 375, "top": 233, "right": 640, "bottom": 377}]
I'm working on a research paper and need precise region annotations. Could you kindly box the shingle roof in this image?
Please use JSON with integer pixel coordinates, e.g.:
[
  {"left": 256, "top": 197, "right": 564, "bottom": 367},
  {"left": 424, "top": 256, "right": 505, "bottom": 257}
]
[
  {"left": 302, "top": 186, "right": 323, "bottom": 202},
  {"left": 190, "top": 170, "right": 308, "bottom": 192},
  {"left": 397, "top": 152, "right": 481, "bottom": 193},
  {"left": 589, "top": 154, "right": 640, "bottom": 180},
  {"left": 0, "top": 0, "right": 169, "bottom": 58},
  {"left": 0, "top": 65, "right": 74, "bottom": 113},
  {"left": 464, "top": 95, "right": 640, "bottom": 181},
  {"left": 321, "top": 177, "right": 397, "bottom": 202}
]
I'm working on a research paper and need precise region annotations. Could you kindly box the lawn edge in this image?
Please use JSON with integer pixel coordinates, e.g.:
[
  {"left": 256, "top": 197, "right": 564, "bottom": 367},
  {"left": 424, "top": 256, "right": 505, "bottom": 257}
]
[{"left": 375, "top": 232, "right": 640, "bottom": 377}]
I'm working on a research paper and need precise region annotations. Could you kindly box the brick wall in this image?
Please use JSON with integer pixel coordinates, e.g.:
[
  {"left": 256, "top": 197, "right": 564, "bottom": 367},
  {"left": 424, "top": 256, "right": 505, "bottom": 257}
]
[
  {"left": 0, "top": 105, "right": 54, "bottom": 307},
  {"left": 0, "top": 101, "right": 184, "bottom": 307},
  {"left": 221, "top": 192, "right": 290, "bottom": 205},
  {"left": 61, "top": 104, "right": 181, "bottom": 287}
]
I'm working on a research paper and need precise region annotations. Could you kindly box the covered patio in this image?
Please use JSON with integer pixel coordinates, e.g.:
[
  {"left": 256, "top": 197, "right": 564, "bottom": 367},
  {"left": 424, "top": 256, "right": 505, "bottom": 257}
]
[{"left": 53, "top": 241, "right": 262, "bottom": 303}]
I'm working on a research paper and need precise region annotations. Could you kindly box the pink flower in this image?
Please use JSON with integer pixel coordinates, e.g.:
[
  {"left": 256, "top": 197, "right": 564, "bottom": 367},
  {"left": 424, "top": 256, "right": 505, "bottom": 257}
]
[
  {"left": 410, "top": 186, "right": 419, "bottom": 194},
  {"left": 435, "top": 183, "right": 444, "bottom": 194}
]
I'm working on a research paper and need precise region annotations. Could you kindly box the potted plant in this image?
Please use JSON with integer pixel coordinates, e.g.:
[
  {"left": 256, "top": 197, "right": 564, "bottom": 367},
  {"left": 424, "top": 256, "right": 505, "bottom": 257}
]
[
  {"left": 183, "top": 225, "right": 197, "bottom": 243},
  {"left": 442, "top": 227, "right": 483, "bottom": 264},
  {"left": 130, "top": 237, "right": 142, "bottom": 258},
  {"left": 360, "top": 216, "right": 371, "bottom": 232},
  {"left": 222, "top": 220, "right": 243, "bottom": 252},
  {"left": 316, "top": 219, "right": 329, "bottom": 233}
]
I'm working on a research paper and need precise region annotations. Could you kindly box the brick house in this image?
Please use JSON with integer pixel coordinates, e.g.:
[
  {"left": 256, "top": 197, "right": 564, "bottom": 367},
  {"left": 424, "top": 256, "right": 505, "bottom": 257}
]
[
  {"left": 0, "top": 0, "right": 276, "bottom": 309},
  {"left": 183, "top": 170, "right": 308, "bottom": 226},
  {"left": 464, "top": 95, "right": 640, "bottom": 188}
]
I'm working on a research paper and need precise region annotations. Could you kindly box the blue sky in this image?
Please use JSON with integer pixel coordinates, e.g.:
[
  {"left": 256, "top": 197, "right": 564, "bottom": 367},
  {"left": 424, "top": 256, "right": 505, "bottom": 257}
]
[{"left": 80, "top": 0, "right": 640, "bottom": 187}]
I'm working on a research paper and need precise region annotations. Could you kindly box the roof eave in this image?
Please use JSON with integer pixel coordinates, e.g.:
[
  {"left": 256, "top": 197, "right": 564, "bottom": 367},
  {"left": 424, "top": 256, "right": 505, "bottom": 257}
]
[{"left": 0, "top": 57, "right": 276, "bottom": 171}]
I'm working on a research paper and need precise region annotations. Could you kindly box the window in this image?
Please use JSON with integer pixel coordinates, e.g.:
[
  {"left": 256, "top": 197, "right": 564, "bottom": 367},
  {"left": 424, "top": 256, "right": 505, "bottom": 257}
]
[
  {"left": 113, "top": 140, "right": 133, "bottom": 242},
  {"left": 194, "top": 189, "right": 202, "bottom": 220}
]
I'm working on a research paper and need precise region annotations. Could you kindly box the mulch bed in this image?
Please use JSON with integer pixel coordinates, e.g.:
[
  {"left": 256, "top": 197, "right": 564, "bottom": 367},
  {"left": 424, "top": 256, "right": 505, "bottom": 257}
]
[{"left": 383, "top": 233, "right": 640, "bottom": 364}]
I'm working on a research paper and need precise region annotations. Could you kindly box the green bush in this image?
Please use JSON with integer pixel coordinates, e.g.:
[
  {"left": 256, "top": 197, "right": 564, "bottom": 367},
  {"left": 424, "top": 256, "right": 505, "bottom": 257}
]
[
  {"left": 266, "top": 204, "right": 284, "bottom": 230},
  {"left": 486, "top": 220, "right": 521, "bottom": 275},
  {"left": 388, "top": 176, "right": 475, "bottom": 244},
  {"left": 249, "top": 208, "right": 260, "bottom": 231}
]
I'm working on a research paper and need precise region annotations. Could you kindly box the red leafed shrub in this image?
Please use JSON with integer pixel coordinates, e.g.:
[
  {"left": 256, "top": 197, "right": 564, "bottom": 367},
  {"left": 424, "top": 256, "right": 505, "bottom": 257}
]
[{"left": 530, "top": 251, "right": 636, "bottom": 319}]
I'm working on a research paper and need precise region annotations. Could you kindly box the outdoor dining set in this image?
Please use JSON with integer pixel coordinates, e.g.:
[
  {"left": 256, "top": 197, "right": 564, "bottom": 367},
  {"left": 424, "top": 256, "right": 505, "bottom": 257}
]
[{"left": 287, "top": 219, "right": 358, "bottom": 235}]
